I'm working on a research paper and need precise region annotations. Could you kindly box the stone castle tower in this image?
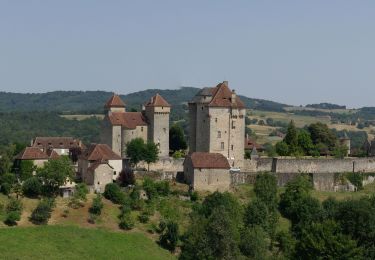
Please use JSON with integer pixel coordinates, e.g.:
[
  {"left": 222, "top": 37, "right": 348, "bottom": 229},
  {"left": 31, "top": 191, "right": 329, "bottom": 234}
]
[
  {"left": 188, "top": 81, "right": 246, "bottom": 168},
  {"left": 144, "top": 94, "right": 171, "bottom": 157},
  {"left": 101, "top": 93, "right": 170, "bottom": 158}
]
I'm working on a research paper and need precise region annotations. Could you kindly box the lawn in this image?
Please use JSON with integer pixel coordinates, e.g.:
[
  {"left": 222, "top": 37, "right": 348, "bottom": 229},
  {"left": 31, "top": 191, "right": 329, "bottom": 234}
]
[{"left": 0, "top": 225, "right": 175, "bottom": 260}]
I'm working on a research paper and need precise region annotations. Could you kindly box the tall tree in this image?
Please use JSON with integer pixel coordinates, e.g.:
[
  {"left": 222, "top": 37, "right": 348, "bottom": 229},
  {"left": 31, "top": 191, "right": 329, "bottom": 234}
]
[
  {"left": 284, "top": 120, "right": 298, "bottom": 154},
  {"left": 169, "top": 124, "right": 187, "bottom": 152},
  {"left": 126, "top": 138, "right": 145, "bottom": 167},
  {"left": 144, "top": 142, "right": 159, "bottom": 171}
]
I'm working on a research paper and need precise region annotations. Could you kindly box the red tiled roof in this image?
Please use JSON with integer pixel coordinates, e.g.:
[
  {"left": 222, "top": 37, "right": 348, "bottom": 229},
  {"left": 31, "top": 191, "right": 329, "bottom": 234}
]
[
  {"left": 208, "top": 82, "right": 245, "bottom": 109},
  {"left": 46, "top": 149, "right": 60, "bottom": 159},
  {"left": 32, "top": 137, "right": 82, "bottom": 150},
  {"left": 81, "top": 144, "right": 122, "bottom": 161},
  {"left": 105, "top": 94, "right": 126, "bottom": 108},
  {"left": 108, "top": 112, "right": 147, "bottom": 129},
  {"left": 15, "top": 147, "right": 49, "bottom": 160},
  {"left": 145, "top": 93, "right": 171, "bottom": 107},
  {"left": 187, "top": 152, "right": 230, "bottom": 169},
  {"left": 244, "top": 138, "right": 264, "bottom": 151}
]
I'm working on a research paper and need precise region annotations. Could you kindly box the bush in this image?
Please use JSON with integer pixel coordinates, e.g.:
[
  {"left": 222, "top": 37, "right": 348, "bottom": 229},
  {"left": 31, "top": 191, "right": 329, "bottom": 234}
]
[
  {"left": 30, "top": 199, "right": 54, "bottom": 225},
  {"left": 190, "top": 191, "right": 199, "bottom": 202},
  {"left": 1, "top": 182, "right": 11, "bottom": 195},
  {"left": 130, "top": 187, "right": 145, "bottom": 210},
  {"left": 103, "top": 183, "right": 125, "bottom": 204},
  {"left": 138, "top": 211, "right": 150, "bottom": 223},
  {"left": 89, "top": 194, "right": 104, "bottom": 216},
  {"left": 143, "top": 178, "right": 158, "bottom": 200},
  {"left": 88, "top": 213, "right": 97, "bottom": 224},
  {"left": 6, "top": 198, "right": 23, "bottom": 213},
  {"left": 346, "top": 172, "right": 363, "bottom": 190},
  {"left": 4, "top": 211, "right": 21, "bottom": 226},
  {"left": 159, "top": 221, "right": 179, "bottom": 252},
  {"left": 22, "top": 177, "right": 42, "bottom": 198},
  {"left": 119, "top": 214, "right": 135, "bottom": 230},
  {"left": 118, "top": 168, "right": 136, "bottom": 186},
  {"left": 155, "top": 181, "right": 170, "bottom": 196}
]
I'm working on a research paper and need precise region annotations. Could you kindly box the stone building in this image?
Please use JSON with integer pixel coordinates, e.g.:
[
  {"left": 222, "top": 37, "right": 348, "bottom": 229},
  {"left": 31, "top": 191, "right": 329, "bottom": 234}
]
[
  {"left": 31, "top": 137, "right": 84, "bottom": 156},
  {"left": 78, "top": 143, "right": 122, "bottom": 186},
  {"left": 339, "top": 132, "right": 351, "bottom": 156},
  {"left": 184, "top": 152, "right": 231, "bottom": 192},
  {"left": 363, "top": 137, "right": 375, "bottom": 156},
  {"left": 101, "top": 93, "right": 171, "bottom": 158},
  {"left": 15, "top": 147, "right": 59, "bottom": 168},
  {"left": 188, "top": 81, "right": 246, "bottom": 168}
]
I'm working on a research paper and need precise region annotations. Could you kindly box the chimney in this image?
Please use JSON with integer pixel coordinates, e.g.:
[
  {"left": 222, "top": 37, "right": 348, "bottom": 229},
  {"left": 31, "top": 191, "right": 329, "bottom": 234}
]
[{"left": 231, "top": 89, "right": 236, "bottom": 104}]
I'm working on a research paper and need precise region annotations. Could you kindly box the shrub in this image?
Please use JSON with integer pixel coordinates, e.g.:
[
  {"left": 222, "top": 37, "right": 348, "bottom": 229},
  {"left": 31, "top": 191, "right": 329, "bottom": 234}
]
[
  {"left": 346, "top": 172, "right": 363, "bottom": 190},
  {"left": 119, "top": 214, "right": 135, "bottom": 230},
  {"left": 22, "top": 177, "right": 42, "bottom": 198},
  {"left": 159, "top": 221, "right": 179, "bottom": 252},
  {"left": 130, "top": 187, "right": 144, "bottom": 210},
  {"left": 118, "top": 168, "right": 136, "bottom": 186},
  {"left": 103, "top": 183, "right": 125, "bottom": 204},
  {"left": 138, "top": 211, "right": 150, "bottom": 223},
  {"left": 89, "top": 194, "right": 104, "bottom": 216},
  {"left": 190, "top": 191, "right": 199, "bottom": 202},
  {"left": 30, "top": 199, "right": 54, "bottom": 225},
  {"left": 6, "top": 198, "right": 23, "bottom": 213},
  {"left": 155, "top": 181, "right": 170, "bottom": 196},
  {"left": 143, "top": 178, "right": 158, "bottom": 200},
  {"left": 4, "top": 211, "right": 21, "bottom": 226},
  {"left": 88, "top": 213, "right": 97, "bottom": 224},
  {"left": 1, "top": 182, "right": 11, "bottom": 195}
]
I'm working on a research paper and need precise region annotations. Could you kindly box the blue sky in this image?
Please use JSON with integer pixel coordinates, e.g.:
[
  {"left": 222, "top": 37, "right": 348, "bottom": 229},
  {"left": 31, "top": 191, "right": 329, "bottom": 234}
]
[{"left": 0, "top": 1, "right": 374, "bottom": 107}]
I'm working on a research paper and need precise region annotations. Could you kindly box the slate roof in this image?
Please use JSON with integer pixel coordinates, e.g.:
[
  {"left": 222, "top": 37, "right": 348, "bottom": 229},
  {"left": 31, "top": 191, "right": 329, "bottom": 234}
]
[
  {"left": 187, "top": 152, "right": 230, "bottom": 169},
  {"left": 15, "top": 147, "right": 49, "bottom": 160},
  {"left": 105, "top": 94, "right": 126, "bottom": 108},
  {"left": 145, "top": 93, "right": 171, "bottom": 107},
  {"left": 107, "top": 112, "right": 148, "bottom": 129},
  {"left": 81, "top": 144, "right": 122, "bottom": 161}
]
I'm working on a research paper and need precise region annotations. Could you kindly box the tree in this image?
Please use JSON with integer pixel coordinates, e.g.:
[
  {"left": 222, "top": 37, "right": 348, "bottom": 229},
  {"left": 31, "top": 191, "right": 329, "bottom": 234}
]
[
  {"left": 169, "top": 124, "right": 187, "bottom": 152},
  {"left": 254, "top": 173, "right": 278, "bottom": 208},
  {"left": 4, "top": 198, "right": 22, "bottom": 226},
  {"left": 144, "top": 142, "right": 159, "bottom": 171},
  {"left": 296, "top": 220, "right": 363, "bottom": 259},
  {"left": 297, "top": 130, "right": 314, "bottom": 155},
  {"left": 22, "top": 177, "right": 42, "bottom": 198},
  {"left": 103, "top": 183, "right": 125, "bottom": 204},
  {"left": 18, "top": 160, "right": 36, "bottom": 181},
  {"left": 239, "top": 226, "right": 269, "bottom": 259},
  {"left": 126, "top": 138, "right": 145, "bottom": 167},
  {"left": 276, "top": 141, "right": 289, "bottom": 156},
  {"left": 284, "top": 120, "right": 298, "bottom": 154},
  {"left": 36, "top": 156, "right": 74, "bottom": 196},
  {"left": 118, "top": 168, "right": 135, "bottom": 186},
  {"left": 159, "top": 221, "right": 179, "bottom": 252},
  {"left": 69, "top": 183, "right": 88, "bottom": 208},
  {"left": 332, "top": 144, "right": 348, "bottom": 159},
  {"left": 30, "top": 199, "right": 54, "bottom": 225},
  {"left": 308, "top": 122, "right": 337, "bottom": 151},
  {"left": 89, "top": 194, "right": 104, "bottom": 216}
]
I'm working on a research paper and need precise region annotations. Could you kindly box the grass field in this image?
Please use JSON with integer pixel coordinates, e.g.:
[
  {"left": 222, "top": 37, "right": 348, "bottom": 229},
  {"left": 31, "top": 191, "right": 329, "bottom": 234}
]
[
  {"left": 0, "top": 225, "right": 174, "bottom": 260},
  {"left": 60, "top": 114, "right": 104, "bottom": 120}
]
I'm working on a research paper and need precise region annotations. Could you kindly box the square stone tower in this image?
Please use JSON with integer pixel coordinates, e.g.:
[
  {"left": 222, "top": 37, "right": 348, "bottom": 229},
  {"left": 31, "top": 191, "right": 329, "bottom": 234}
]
[
  {"left": 188, "top": 81, "right": 246, "bottom": 168},
  {"left": 144, "top": 94, "right": 171, "bottom": 158}
]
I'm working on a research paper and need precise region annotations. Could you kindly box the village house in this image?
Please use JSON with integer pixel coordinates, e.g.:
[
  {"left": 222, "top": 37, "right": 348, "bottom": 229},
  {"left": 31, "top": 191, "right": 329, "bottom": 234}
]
[
  {"left": 78, "top": 143, "right": 122, "bottom": 192},
  {"left": 15, "top": 147, "right": 59, "bottom": 168},
  {"left": 31, "top": 136, "right": 84, "bottom": 156},
  {"left": 101, "top": 93, "right": 171, "bottom": 158}
]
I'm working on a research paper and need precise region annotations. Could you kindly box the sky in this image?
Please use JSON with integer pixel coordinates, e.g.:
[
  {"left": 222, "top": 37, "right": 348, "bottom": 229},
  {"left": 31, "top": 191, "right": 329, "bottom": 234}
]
[{"left": 0, "top": 1, "right": 374, "bottom": 108}]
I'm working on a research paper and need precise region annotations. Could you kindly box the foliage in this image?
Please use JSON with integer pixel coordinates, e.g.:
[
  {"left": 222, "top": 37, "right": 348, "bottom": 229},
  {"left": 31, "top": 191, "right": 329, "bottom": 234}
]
[
  {"left": 89, "top": 194, "right": 104, "bottom": 216},
  {"left": 346, "top": 172, "right": 363, "bottom": 190},
  {"left": 332, "top": 144, "right": 348, "bottom": 159},
  {"left": 308, "top": 122, "right": 337, "bottom": 151},
  {"left": 159, "top": 221, "right": 179, "bottom": 252},
  {"left": 118, "top": 168, "right": 136, "bottom": 186},
  {"left": 4, "top": 211, "right": 21, "bottom": 226},
  {"left": 276, "top": 141, "right": 289, "bottom": 156},
  {"left": 254, "top": 173, "right": 278, "bottom": 208},
  {"left": 103, "top": 183, "right": 125, "bottom": 204},
  {"left": 18, "top": 160, "right": 36, "bottom": 181},
  {"left": 284, "top": 120, "right": 298, "bottom": 154},
  {"left": 30, "top": 199, "right": 55, "bottom": 225},
  {"left": 36, "top": 156, "right": 74, "bottom": 196},
  {"left": 144, "top": 142, "right": 159, "bottom": 170},
  {"left": 296, "top": 220, "right": 363, "bottom": 259},
  {"left": 297, "top": 129, "right": 314, "bottom": 155},
  {"left": 22, "top": 177, "right": 42, "bottom": 198},
  {"left": 169, "top": 124, "right": 187, "bottom": 152},
  {"left": 4, "top": 198, "right": 23, "bottom": 226},
  {"left": 138, "top": 211, "right": 150, "bottom": 223},
  {"left": 239, "top": 226, "right": 269, "bottom": 259},
  {"left": 126, "top": 138, "right": 146, "bottom": 166},
  {"left": 69, "top": 183, "right": 89, "bottom": 209},
  {"left": 172, "top": 150, "right": 184, "bottom": 159}
]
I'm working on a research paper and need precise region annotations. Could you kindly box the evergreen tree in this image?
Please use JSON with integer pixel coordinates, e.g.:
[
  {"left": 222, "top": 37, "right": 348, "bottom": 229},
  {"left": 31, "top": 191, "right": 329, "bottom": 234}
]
[{"left": 169, "top": 124, "right": 187, "bottom": 152}]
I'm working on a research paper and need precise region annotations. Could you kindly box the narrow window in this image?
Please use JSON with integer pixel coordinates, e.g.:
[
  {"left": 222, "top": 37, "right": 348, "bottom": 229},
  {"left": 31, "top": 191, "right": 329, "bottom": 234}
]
[
  {"left": 217, "top": 131, "right": 221, "bottom": 138},
  {"left": 215, "top": 118, "right": 218, "bottom": 123},
  {"left": 231, "top": 145, "right": 234, "bottom": 151},
  {"left": 232, "top": 121, "right": 236, "bottom": 129},
  {"left": 114, "top": 171, "right": 117, "bottom": 175},
  {"left": 141, "top": 127, "right": 143, "bottom": 132},
  {"left": 221, "top": 142, "right": 225, "bottom": 150}
]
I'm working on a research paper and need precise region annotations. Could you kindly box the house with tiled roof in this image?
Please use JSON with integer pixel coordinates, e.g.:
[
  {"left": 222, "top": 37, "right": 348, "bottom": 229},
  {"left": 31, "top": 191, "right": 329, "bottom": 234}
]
[
  {"left": 101, "top": 93, "right": 171, "bottom": 158},
  {"left": 188, "top": 81, "right": 246, "bottom": 168},
  {"left": 184, "top": 152, "right": 231, "bottom": 192},
  {"left": 31, "top": 137, "right": 84, "bottom": 156},
  {"left": 15, "top": 147, "right": 51, "bottom": 167},
  {"left": 78, "top": 144, "right": 123, "bottom": 191}
]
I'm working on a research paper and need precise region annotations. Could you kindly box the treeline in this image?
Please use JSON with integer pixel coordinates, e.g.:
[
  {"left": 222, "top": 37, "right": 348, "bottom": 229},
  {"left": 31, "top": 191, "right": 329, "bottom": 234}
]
[
  {"left": 0, "top": 112, "right": 101, "bottom": 146},
  {"left": 306, "top": 102, "right": 346, "bottom": 110}
]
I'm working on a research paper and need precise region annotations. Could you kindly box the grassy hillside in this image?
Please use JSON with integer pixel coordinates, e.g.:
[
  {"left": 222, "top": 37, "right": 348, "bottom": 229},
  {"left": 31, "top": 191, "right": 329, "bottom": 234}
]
[{"left": 0, "top": 226, "right": 174, "bottom": 260}]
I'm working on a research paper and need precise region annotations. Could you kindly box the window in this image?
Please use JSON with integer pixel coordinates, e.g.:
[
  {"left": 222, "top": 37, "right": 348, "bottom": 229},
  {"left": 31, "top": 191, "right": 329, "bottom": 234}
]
[
  {"left": 221, "top": 142, "right": 225, "bottom": 150},
  {"left": 217, "top": 131, "right": 221, "bottom": 138},
  {"left": 231, "top": 145, "right": 234, "bottom": 151},
  {"left": 97, "top": 182, "right": 100, "bottom": 185},
  {"left": 201, "top": 106, "right": 204, "bottom": 110},
  {"left": 215, "top": 118, "right": 218, "bottom": 123},
  {"left": 114, "top": 171, "right": 117, "bottom": 175},
  {"left": 141, "top": 127, "right": 143, "bottom": 132},
  {"left": 232, "top": 121, "right": 236, "bottom": 129},
  {"left": 163, "top": 128, "right": 167, "bottom": 133}
]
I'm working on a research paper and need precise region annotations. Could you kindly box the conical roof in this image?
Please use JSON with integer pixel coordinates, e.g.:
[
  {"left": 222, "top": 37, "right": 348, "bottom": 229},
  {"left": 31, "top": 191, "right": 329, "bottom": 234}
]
[
  {"left": 145, "top": 93, "right": 171, "bottom": 107},
  {"left": 105, "top": 94, "right": 125, "bottom": 108}
]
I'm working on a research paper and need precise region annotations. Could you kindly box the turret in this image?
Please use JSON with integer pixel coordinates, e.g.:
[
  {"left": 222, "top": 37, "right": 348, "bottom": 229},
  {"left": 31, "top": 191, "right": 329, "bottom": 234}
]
[{"left": 104, "top": 93, "right": 126, "bottom": 114}]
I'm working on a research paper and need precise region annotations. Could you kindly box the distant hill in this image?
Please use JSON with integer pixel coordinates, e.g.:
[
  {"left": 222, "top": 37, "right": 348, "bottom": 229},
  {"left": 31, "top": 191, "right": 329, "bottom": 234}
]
[
  {"left": 0, "top": 87, "right": 288, "bottom": 115},
  {"left": 306, "top": 103, "right": 346, "bottom": 110}
]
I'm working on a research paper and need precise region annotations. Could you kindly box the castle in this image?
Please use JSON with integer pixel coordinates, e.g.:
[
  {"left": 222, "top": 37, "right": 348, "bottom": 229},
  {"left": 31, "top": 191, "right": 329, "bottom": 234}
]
[
  {"left": 188, "top": 81, "right": 246, "bottom": 168},
  {"left": 100, "top": 93, "right": 171, "bottom": 158}
]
